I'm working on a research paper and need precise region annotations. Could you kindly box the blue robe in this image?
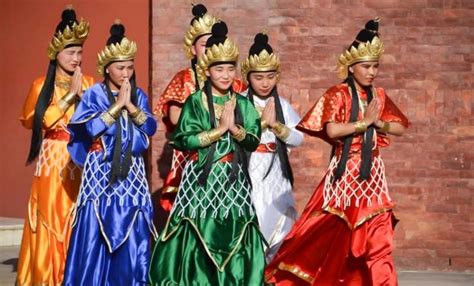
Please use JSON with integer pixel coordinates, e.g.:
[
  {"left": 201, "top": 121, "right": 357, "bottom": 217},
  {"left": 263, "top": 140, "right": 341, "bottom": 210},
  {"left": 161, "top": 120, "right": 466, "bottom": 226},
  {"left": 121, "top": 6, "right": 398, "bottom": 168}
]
[{"left": 64, "top": 83, "right": 157, "bottom": 286}]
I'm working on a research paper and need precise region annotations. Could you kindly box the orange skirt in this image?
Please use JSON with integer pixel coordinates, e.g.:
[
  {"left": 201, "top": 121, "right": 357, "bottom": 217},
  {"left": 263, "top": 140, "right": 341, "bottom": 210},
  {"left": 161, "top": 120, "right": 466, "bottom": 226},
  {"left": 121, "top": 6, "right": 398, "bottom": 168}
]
[{"left": 17, "top": 132, "right": 81, "bottom": 285}]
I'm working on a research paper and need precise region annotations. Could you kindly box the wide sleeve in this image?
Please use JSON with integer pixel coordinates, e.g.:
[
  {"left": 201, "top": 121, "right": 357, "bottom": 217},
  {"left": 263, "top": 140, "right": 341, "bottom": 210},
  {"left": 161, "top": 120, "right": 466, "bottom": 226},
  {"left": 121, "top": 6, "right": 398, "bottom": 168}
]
[
  {"left": 133, "top": 89, "right": 157, "bottom": 136},
  {"left": 19, "top": 78, "right": 44, "bottom": 129},
  {"left": 280, "top": 97, "right": 304, "bottom": 147},
  {"left": 67, "top": 86, "right": 115, "bottom": 166},
  {"left": 153, "top": 70, "right": 194, "bottom": 117},
  {"left": 236, "top": 95, "right": 261, "bottom": 152},
  {"left": 171, "top": 93, "right": 209, "bottom": 151},
  {"left": 379, "top": 89, "right": 410, "bottom": 128},
  {"left": 296, "top": 85, "right": 345, "bottom": 141}
]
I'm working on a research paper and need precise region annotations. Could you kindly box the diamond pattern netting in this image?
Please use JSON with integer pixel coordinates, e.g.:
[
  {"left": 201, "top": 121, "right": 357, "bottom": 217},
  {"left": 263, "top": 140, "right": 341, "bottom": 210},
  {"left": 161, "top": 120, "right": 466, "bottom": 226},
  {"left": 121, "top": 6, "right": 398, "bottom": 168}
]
[
  {"left": 323, "top": 155, "right": 391, "bottom": 209},
  {"left": 172, "top": 160, "right": 254, "bottom": 219},
  {"left": 76, "top": 151, "right": 151, "bottom": 208},
  {"left": 35, "top": 138, "right": 79, "bottom": 180}
]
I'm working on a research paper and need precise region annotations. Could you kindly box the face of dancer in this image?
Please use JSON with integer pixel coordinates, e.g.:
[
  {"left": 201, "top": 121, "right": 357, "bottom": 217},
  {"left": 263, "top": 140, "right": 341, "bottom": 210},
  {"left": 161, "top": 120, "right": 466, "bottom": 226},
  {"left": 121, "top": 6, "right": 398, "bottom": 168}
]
[
  {"left": 349, "top": 61, "right": 379, "bottom": 89},
  {"left": 206, "top": 63, "right": 236, "bottom": 95},
  {"left": 56, "top": 46, "right": 83, "bottom": 74},
  {"left": 248, "top": 71, "right": 278, "bottom": 97},
  {"left": 192, "top": 34, "right": 211, "bottom": 59},
  {"left": 106, "top": 61, "right": 135, "bottom": 90}
]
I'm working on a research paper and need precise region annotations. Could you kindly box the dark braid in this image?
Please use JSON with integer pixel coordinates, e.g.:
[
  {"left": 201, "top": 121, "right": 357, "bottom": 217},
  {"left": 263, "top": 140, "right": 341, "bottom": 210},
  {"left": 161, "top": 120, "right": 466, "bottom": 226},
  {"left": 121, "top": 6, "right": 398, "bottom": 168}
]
[
  {"left": 26, "top": 60, "right": 57, "bottom": 164},
  {"left": 191, "top": 58, "right": 200, "bottom": 91},
  {"left": 359, "top": 86, "right": 375, "bottom": 180},
  {"left": 333, "top": 75, "right": 360, "bottom": 181},
  {"left": 272, "top": 86, "right": 294, "bottom": 186},
  {"left": 103, "top": 76, "right": 134, "bottom": 184},
  {"left": 333, "top": 75, "right": 374, "bottom": 181},
  {"left": 198, "top": 80, "right": 218, "bottom": 185}
]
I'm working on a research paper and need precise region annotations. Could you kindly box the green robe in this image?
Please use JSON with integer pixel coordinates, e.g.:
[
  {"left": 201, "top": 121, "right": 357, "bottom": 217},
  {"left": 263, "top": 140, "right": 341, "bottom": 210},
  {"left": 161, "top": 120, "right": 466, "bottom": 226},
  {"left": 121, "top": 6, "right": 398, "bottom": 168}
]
[{"left": 149, "top": 90, "right": 266, "bottom": 285}]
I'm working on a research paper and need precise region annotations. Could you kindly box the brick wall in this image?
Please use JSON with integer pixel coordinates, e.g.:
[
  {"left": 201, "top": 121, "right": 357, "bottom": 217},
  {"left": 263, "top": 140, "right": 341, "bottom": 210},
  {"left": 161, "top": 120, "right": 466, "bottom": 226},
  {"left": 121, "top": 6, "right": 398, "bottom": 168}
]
[{"left": 150, "top": 0, "right": 474, "bottom": 271}]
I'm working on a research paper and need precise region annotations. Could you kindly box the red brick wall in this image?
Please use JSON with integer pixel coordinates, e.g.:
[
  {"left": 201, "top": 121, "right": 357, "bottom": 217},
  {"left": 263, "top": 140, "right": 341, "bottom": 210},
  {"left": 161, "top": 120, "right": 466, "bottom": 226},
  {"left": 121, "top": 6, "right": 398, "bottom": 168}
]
[{"left": 151, "top": 0, "right": 474, "bottom": 271}]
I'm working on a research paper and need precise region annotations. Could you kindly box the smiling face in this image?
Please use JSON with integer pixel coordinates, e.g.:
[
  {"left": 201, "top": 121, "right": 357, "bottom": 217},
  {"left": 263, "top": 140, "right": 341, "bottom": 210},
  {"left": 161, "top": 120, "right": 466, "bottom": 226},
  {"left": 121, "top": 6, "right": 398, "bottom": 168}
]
[
  {"left": 206, "top": 63, "right": 236, "bottom": 95},
  {"left": 56, "top": 46, "right": 83, "bottom": 73},
  {"left": 106, "top": 60, "right": 135, "bottom": 90},
  {"left": 191, "top": 34, "right": 211, "bottom": 60},
  {"left": 248, "top": 71, "right": 278, "bottom": 97},
  {"left": 349, "top": 61, "right": 379, "bottom": 89}
]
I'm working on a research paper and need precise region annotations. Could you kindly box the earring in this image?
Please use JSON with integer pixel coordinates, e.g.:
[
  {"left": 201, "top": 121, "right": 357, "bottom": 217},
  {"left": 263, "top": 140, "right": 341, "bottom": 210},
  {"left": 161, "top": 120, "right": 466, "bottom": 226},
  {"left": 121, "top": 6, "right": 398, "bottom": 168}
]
[{"left": 105, "top": 69, "right": 109, "bottom": 74}]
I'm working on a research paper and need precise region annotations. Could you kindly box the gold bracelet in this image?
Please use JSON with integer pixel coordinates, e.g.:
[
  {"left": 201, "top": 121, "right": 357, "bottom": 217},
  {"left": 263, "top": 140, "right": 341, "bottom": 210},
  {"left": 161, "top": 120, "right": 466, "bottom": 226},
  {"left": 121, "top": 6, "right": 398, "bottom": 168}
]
[
  {"left": 354, "top": 120, "right": 367, "bottom": 133},
  {"left": 100, "top": 111, "right": 116, "bottom": 127},
  {"left": 261, "top": 120, "right": 269, "bottom": 130},
  {"left": 231, "top": 125, "right": 247, "bottom": 142},
  {"left": 107, "top": 103, "right": 122, "bottom": 119},
  {"left": 197, "top": 128, "right": 221, "bottom": 147},
  {"left": 380, "top": 121, "right": 390, "bottom": 133},
  {"left": 58, "top": 92, "right": 76, "bottom": 112},
  {"left": 131, "top": 110, "right": 147, "bottom": 126},
  {"left": 129, "top": 107, "right": 141, "bottom": 118},
  {"left": 271, "top": 121, "right": 290, "bottom": 141}
]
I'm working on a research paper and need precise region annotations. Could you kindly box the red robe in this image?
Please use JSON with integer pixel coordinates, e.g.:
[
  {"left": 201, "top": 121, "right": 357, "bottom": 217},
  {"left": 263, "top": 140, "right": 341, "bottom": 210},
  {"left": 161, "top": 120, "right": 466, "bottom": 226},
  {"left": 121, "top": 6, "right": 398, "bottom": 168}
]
[
  {"left": 154, "top": 68, "right": 246, "bottom": 211},
  {"left": 265, "top": 83, "right": 409, "bottom": 286}
]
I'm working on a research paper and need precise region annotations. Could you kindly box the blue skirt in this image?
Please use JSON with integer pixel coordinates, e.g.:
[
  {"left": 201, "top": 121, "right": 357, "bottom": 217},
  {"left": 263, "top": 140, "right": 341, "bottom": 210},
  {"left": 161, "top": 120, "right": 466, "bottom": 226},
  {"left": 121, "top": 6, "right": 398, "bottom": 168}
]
[{"left": 63, "top": 152, "right": 156, "bottom": 285}]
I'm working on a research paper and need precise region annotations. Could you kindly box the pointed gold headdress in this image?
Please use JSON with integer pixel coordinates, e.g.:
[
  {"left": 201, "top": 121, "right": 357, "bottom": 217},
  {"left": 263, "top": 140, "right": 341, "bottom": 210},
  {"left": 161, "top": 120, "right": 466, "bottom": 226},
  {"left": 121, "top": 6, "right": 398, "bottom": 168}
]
[
  {"left": 197, "top": 37, "right": 239, "bottom": 82},
  {"left": 241, "top": 49, "right": 280, "bottom": 84},
  {"left": 336, "top": 17, "right": 384, "bottom": 79},
  {"left": 183, "top": 4, "right": 219, "bottom": 59},
  {"left": 97, "top": 20, "right": 137, "bottom": 76},
  {"left": 47, "top": 14, "right": 89, "bottom": 60}
]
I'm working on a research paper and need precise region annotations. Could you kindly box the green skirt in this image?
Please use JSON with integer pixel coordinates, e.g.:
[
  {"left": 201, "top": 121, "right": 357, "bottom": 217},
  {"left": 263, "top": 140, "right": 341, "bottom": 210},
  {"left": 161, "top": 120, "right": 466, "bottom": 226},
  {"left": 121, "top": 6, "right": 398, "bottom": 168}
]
[{"left": 149, "top": 161, "right": 266, "bottom": 285}]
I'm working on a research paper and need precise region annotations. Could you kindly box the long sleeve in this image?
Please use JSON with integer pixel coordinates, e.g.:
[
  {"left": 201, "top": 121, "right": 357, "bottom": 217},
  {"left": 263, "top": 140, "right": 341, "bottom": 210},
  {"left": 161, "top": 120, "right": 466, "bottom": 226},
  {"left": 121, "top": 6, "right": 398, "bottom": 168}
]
[
  {"left": 280, "top": 97, "right": 304, "bottom": 147},
  {"left": 235, "top": 95, "right": 261, "bottom": 152},
  {"left": 20, "top": 78, "right": 45, "bottom": 129}
]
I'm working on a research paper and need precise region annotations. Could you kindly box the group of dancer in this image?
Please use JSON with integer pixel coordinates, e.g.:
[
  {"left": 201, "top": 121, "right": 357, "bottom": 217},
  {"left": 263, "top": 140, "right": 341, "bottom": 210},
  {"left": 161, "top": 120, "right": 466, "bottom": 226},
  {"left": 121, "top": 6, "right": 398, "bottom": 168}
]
[{"left": 16, "top": 3, "right": 409, "bottom": 286}]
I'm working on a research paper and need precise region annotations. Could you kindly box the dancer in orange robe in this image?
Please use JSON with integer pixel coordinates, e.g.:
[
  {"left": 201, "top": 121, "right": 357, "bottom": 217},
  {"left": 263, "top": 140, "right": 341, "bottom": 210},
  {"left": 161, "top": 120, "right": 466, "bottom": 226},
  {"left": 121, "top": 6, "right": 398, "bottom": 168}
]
[
  {"left": 17, "top": 6, "right": 94, "bottom": 285},
  {"left": 154, "top": 3, "right": 246, "bottom": 212},
  {"left": 265, "top": 18, "right": 409, "bottom": 286}
]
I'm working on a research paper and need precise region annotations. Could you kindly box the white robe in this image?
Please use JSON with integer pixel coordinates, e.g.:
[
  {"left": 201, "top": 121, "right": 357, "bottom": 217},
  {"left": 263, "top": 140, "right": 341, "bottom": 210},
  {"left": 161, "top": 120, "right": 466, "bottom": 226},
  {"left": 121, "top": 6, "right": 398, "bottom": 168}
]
[{"left": 245, "top": 92, "right": 304, "bottom": 261}]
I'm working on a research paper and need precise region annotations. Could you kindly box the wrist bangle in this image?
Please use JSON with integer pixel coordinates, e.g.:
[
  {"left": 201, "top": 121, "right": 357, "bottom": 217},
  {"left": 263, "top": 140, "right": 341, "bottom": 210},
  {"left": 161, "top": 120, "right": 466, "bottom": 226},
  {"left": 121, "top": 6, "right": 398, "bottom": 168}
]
[
  {"left": 380, "top": 121, "right": 390, "bottom": 133},
  {"left": 131, "top": 109, "right": 147, "bottom": 126},
  {"left": 107, "top": 103, "right": 122, "bottom": 119},
  {"left": 231, "top": 125, "right": 247, "bottom": 142},
  {"left": 271, "top": 121, "right": 290, "bottom": 141},
  {"left": 354, "top": 120, "right": 367, "bottom": 133},
  {"left": 197, "top": 128, "right": 221, "bottom": 147},
  {"left": 261, "top": 120, "right": 269, "bottom": 130},
  {"left": 58, "top": 92, "right": 76, "bottom": 112}
]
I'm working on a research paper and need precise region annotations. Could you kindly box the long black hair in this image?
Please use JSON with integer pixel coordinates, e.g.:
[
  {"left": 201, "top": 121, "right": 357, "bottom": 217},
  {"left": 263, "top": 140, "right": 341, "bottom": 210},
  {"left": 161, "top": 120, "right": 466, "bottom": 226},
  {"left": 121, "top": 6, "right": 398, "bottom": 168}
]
[
  {"left": 247, "top": 83, "right": 294, "bottom": 186},
  {"left": 26, "top": 60, "right": 57, "bottom": 164},
  {"left": 103, "top": 71, "right": 139, "bottom": 184},
  {"left": 198, "top": 79, "right": 251, "bottom": 186},
  {"left": 333, "top": 74, "right": 374, "bottom": 181}
]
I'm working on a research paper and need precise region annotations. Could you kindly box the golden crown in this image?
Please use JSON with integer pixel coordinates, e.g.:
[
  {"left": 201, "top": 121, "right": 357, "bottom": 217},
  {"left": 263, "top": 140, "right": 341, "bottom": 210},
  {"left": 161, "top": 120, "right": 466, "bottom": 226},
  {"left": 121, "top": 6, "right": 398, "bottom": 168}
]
[
  {"left": 336, "top": 36, "right": 384, "bottom": 79},
  {"left": 184, "top": 13, "right": 219, "bottom": 59},
  {"left": 197, "top": 38, "right": 239, "bottom": 82},
  {"left": 241, "top": 49, "right": 280, "bottom": 84},
  {"left": 47, "top": 19, "right": 90, "bottom": 60},
  {"left": 97, "top": 37, "right": 137, "bottom": 76}
]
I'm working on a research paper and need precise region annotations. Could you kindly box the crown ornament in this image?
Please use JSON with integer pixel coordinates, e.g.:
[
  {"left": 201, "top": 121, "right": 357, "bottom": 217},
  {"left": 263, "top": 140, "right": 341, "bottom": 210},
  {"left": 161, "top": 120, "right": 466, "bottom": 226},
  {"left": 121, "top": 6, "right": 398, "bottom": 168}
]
[
  {"left": 184, "top": 13, "right": 219, "bottom": 59},
  {"left": 241, "top": 49, "right": 280, "bottom": 84},
  {"left": 97, "top": 37, "right": 137, "bottom": 75},
  {"left": 336, "top": 36, "right": 384, "bottom": 79},
  {"left": 47, "top": 19, "right": 89, "bottom": 60},
  {"left": 197, "top": 38, "right": 239, "bottom": 82}
]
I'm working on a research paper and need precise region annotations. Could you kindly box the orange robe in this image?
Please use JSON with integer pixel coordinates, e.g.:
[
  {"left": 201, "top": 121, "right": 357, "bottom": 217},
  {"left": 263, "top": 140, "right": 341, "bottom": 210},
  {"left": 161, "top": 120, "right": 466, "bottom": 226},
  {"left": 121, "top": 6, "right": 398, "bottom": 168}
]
[
  {"left": 17, "top": 74, "right": 94, "bottom": 286},
  {"left": 154, "top": 68, "right": 246, "bottom": 211}
]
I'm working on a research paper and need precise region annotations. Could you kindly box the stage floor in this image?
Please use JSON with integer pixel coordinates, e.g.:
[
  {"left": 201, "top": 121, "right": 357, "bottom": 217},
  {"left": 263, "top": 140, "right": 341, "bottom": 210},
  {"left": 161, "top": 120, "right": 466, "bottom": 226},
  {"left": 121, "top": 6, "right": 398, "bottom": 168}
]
[{"left": 1, "top": 245, "right": 472, "bottom": 285}]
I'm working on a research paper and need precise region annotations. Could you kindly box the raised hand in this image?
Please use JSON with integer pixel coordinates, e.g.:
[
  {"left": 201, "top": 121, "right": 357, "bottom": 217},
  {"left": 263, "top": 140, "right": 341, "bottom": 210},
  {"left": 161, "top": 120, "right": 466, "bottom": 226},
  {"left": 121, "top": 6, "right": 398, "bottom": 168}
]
[
  {"left": 261, "top": 97, "right": 277, "bottom": 127},
  {"left": 116, "top": 78, "right": 131, "bottom": 108},
  {"left": 70, "top": 66, "right": 83, "bottom": 97},
  {"left": 363, "top": 97, "right": 381, "bottom": 126}
]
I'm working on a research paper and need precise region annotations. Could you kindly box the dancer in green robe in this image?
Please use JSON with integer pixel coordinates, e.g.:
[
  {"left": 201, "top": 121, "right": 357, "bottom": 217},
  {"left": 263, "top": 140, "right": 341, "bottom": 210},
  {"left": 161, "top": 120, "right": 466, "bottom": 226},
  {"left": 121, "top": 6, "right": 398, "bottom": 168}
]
[{"left": 149, "top": 21, "right": 266, "bottom": 285}]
